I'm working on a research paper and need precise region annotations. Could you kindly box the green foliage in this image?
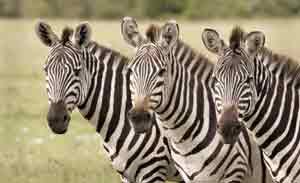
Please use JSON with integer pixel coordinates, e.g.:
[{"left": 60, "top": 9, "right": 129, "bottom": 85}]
[{"left": 0, "top": 0, "right": 299, "bottom": 19}]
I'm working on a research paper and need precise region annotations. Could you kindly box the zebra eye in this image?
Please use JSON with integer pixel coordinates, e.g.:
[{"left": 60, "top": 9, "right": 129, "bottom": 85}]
[
  {"left": 245, "top": 76, "right": 254, "bottom": 84},
  {"left": 73, "top": 67, "right": 81, "bottom": 76},
  {"left": 157, "top": 68, "right": 166, "bottom": 77},
  {"left": 212, "top": 76, "right": 219, "bottom": 85}
]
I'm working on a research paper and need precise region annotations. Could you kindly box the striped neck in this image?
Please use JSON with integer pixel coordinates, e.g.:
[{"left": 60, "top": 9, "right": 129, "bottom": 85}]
[
  {"left": 154, "top": 40, "right": 216, "bottom": 143},
  {"left": 242, "top": 47, "right": 300, "bottom": 183},
  {"left": 244, "top": 53, "right": 272, "bottom": 127},
  {"left": 77, "top": 42, "right": 129, "bottom": 136},
  {"left": 245, "top": 48, "right": 296, "bottom": 139},
  {"left": 77, "top": 47, "right": 98, "bottom": 108}
]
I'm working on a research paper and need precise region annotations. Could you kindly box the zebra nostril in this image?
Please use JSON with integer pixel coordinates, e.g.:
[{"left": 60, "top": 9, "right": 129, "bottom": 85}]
[
  {"left": 145, "top": 112, "right": 151, "bottom": 120},
  {"left": 232, "top": 124, "right": 242, "bottom": 135},
  {"left": 63, "top": 114, "right": 70, "bottom": 123},
  {"left": 127, "top": 109, "right": 135, "bottom": 119}
]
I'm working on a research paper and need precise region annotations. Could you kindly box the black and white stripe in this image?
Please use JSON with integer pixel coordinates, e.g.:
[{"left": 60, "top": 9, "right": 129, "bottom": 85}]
[
  {"left": 204, "top": 26, "right": 300, "bottom": 183},
  {"left": 36, "top": 21, "right": 182, "bottom": 183},
  {"left": 122, "top": 18, "right": 272, "bottom": 183}
]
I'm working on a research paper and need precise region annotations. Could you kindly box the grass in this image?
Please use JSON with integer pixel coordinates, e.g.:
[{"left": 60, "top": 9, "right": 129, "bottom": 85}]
[{"left": 1, "top": 18, "right": 300, "bottom": 183}]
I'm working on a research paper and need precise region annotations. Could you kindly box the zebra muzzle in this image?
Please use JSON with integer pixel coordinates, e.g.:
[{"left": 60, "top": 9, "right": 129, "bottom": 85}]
[
  {"left": 127, "top": 108, "right": 153, "bottom": 134},
  {"left": 47, "top": 101, "right": 70, "bottom": 134},
  {"left": 217, "top": 105, "right": 242, "bottom": 144}
]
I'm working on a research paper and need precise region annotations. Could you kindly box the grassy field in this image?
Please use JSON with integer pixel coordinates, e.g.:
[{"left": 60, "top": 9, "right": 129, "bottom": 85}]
[{"left": 1, "top": 18, "right": 300, "bottom": 183}]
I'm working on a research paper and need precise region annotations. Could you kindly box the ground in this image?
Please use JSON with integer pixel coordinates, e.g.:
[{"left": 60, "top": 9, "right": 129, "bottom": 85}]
[{"left": 1, "top": 18, "right": 300, "bottom": 183}]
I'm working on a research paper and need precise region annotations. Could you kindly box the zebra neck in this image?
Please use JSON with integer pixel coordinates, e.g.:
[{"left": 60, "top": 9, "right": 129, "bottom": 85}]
[
  {"left": 156, "top": 41, "right": 216, "bottom": 143},
  {"left": 252, "top": 50, "right": 300, "bottom": 183},
  {"left": 244, "top": 49, "right": 300, "bottom": 149},
  {"left": 77, "top": 45, "right": 130, "bottom": 140},
  {"left": 254, "top": 53, "right": 272, "bottom": 102}
]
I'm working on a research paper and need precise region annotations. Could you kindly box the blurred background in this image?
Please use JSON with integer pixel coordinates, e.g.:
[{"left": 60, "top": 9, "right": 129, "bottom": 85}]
[
  {"left": 1, "top": 1, "right": 300, "bottom": 183},
  {"left": 1, "top": 0, "right": 300, "bottom": 19}
]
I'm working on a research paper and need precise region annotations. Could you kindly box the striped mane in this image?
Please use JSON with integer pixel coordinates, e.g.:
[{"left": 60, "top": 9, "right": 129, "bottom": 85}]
[
  {"left": 61, "top": 27, "right": 73, "bottom": 45},
  {"left": 145, "top": 24, "right": 160, "bottom": 43},
  {"left": 174, "top": 39, "right": 214, "bottom": 65},
  {"left": 229, "top": 26, "right": 245, "bottom": 51},
  {"left": 260, "top": 47, "right": 300, "bottom": 85},
  {"left": 145, "top": 24, "right": 214, "bottom": 74},
  {"left": 86, "top": 41, "right": 129, "bottom": 62},
  {"left": 228, "top": 26, "right": 300, "bottom": 86}
]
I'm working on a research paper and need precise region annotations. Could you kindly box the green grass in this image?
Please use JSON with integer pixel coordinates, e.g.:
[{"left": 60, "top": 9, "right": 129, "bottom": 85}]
[{"left": 1, "top": 18, "right": 300, "bottom": 183}]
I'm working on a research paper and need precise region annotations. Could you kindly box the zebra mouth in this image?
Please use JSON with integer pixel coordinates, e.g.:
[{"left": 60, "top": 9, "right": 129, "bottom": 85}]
[
  {"left": 217, "top": 122, "right": 242, "bottom": 145},
  {"left": 131, "top": 120, "right": 153, "bottom": 133},
  {"left": 217, "top": 105, "right": 242, "bottom": 144},
  {"left": 47, "top": 101, "right": 71, "bottom": 135},
  {"left": 219, "top": 132, "right": 239, "bottom": 144},
  {"left": 48, "top": 114, "right": 70, "bottom": 135},
  {"left": 51, "top": 127, "right": 68, "bottom": 134},
  {"left": 127, "top": 109, "right": 154, "bottom": 134}
]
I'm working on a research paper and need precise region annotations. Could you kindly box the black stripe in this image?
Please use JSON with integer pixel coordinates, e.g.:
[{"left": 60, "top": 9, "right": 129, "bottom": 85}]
[
  {"left": 143, "top": 123, "right": 161, "bottom": 158},
  {"left": 270, "top": 87, "right": 297, "bottom": 159},
  {"left": 98, "top": 53, "right": 114, "bottom": 134},
  {"left": 260, "top": 81, "right": 290, "bottom": 150},
  {"left": 200, "top": 141, "right": 223, "bottom": 175},
  {"left": 111, "top": 66, "right": 132, "bottom": 160},
  {"left": 210, "top": 145, "right": 233, "bottom": 175},
  {"left": 105, "top": 58, "right": 125, "bottom": 142},
  {"left": 250, "top": 78, "right": 278, "bottom": 132},
  {"left": 124, "top": 130, "right": 152, "bottom": 170},
  {"left": 84, "top": 50, "right": 106, "bottom": 120},
  {"left": 135, "top": 156, "right": 169, "bottom": 181},
  {"left": 141, "top": 165, "right": 165, "bottom": 180}
]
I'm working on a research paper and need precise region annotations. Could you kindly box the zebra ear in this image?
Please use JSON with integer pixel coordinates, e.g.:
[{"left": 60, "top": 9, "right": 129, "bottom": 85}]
[
  {"left": 74, "top": 22, "right": 92, "bottom": 47},
  {"left": 121, "top": 16, "right": 145, "bottom": 48},
  {"left": 202, "top": 28, "right": 224, "bottom": 55},
  {"left": 158, "top": 20, "right": 179, "bottom": 52},
  {"left": 245, "top": 31, "right": 265, "bottom": 55},
  {"left": 35, "top": 21, "right": 59, "bottom": 47}
]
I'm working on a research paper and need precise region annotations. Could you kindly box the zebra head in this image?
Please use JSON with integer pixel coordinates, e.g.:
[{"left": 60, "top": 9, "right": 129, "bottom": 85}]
[
  {"left": 35, "top": 21, "right": 93, "bottom": 134},
  {"left": 202, "top": 26, "right": 265, "bottom": 144},
  {"left": 121, "top": 17, "right": 179, "bottom": 133}
]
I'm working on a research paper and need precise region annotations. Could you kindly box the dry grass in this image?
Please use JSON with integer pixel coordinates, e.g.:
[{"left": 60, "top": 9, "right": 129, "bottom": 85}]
[{"left": 1, "top": 18, "right": 300, "bottom": 183}]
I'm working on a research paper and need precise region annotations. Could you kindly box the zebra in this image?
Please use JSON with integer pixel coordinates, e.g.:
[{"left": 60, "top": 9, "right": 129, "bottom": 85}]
[
  {"left": 121, "top": 17, "right": 272, "bottom": 183},
  {"left": 35, "top": 21, "right": 183, "bottom": 183},
  {"left": 202, "top": 26, "right": 300, "bottom": 183}
]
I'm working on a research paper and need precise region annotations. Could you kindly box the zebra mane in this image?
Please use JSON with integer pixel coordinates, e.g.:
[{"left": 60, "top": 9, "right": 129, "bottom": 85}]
[
  {"left": 145, "top": 25, "right": 214, "bottom": 75},
  {"left": 61, "top": 26, "right": 73, "bottom": 45},
  {"left": 260, "top": 47, "right": 300, "bottom": 85},
  {"left": 174, "top": 39, "right": 214, "bottom": 68},
  {"left": 229, "top": 26, "right": 245, "bottom": 51},
  {"left": 86, "top": 40, "right": 129, "bottom": 62},
  {"left": 145, "top": 24, "right": 160, "bottom": 43}
]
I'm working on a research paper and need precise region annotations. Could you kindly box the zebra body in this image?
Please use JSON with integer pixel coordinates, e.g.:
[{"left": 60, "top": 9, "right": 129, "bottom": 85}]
[
  {"left": 170, "top": 41, "right": 270, "bottom": 183},
  {"left": 36, "top": 21, "right": 182, "bottom": 183},
  {"left": 122, "top": 18, "right": 272, "bottom": 183},
  {"left": 82, "top": 42, "right": 181, "bottom": 183},
  {"left": 246, "top": 47, "right": 300, "bottom": 183},
  {"left": 202, "top": 26, "right": 300, "bottom": 183}
]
